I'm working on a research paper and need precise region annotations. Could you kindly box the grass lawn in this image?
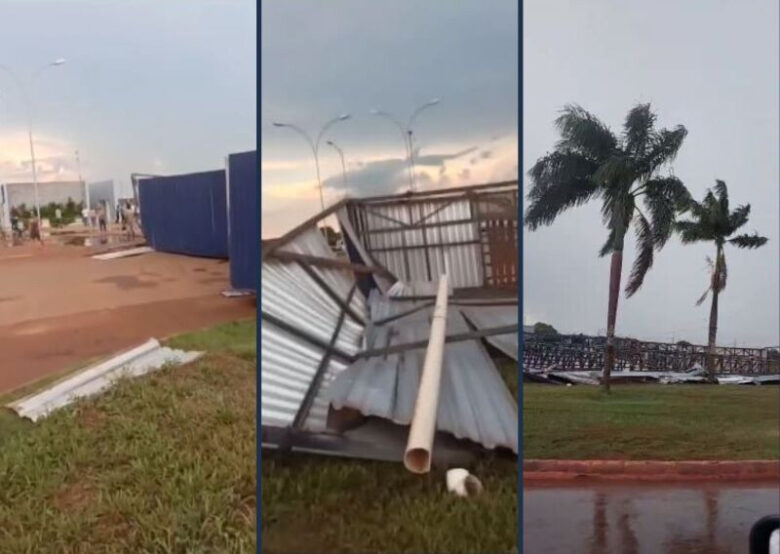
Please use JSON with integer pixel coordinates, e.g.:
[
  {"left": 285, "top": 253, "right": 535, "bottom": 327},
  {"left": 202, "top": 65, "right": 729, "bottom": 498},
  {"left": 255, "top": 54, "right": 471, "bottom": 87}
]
[
  {"left": 0, "top": 318, "right": 256, "bottom": 553},
  {"left": 261, "top": 354, "right": 519, "bottom": 554},
  {"left": 523, "top": 383, "right": 780, "bottom": 460},
  {"left": 261, "top": 454, "right": 517, "bottom": 554}
]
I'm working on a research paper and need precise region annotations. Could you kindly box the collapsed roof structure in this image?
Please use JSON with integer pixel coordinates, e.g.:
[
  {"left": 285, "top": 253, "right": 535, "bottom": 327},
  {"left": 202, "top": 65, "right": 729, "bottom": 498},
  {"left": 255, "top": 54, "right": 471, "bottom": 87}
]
[{"left": 260, "top": 181, "right": 519, "bottom": 464}]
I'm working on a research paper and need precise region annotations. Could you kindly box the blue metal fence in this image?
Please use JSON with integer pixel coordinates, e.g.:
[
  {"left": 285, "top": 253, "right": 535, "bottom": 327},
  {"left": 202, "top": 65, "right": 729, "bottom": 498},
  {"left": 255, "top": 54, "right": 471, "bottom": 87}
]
[
  {"left": 138, "top": 170, "right": 228, "bottom": 258},
  {"left": 227, "top": 150, "right": 258, "bottom": 291}
]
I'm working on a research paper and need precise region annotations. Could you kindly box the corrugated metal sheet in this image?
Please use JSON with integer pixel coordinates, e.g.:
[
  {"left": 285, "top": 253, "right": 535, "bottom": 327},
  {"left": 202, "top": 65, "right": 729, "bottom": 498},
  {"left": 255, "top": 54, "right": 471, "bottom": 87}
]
[
  {"left": 260, "top": 228, "right": 367, "bottom": 432},
  {"left": 227, "top": 150, "right": 258, "bottom": 291},
  {"left": 356, "top": 199, "right": 483, "bottom": 289},
  {"left": 337, "top": 207, "right": 393, "bottom": 294},
  {"left": 8, "top": 339, "right": 201, "bottom": 422},
  {"left": 327, "top": 294, "right": 518, "bottom": 453},
  {"left": 139, "top": 170, "right": 228, "bottom": 258},
  {"left": 461, "top": 305, "right": 519, "bottom": 360}
]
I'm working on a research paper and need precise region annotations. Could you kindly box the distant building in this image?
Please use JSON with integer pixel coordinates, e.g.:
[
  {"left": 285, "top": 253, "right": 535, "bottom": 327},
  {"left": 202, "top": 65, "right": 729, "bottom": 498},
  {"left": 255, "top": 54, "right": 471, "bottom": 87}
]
[{"left": 1, "top": 180, "right": 85, "bottom": 231}]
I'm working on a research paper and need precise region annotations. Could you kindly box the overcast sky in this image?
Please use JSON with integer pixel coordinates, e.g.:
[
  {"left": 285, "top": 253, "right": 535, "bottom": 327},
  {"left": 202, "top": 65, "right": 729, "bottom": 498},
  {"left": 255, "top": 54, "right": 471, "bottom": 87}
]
[
  {"left": 524, "top": 0, "right": 779, "bottom": 347},
  {"left": 261, "top": 1, "right": 518, "bottom": 237},
  {"left": 0, "top": 1, "right": 255, "bottom": 197}
]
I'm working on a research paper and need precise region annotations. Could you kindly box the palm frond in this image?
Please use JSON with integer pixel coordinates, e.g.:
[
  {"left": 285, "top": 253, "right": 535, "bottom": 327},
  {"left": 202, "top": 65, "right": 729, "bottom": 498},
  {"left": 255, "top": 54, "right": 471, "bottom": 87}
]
[
  {"left": 525, "top": 151, "right": 600, "bottom": 230},
  {"left": 600, "top": 191, "right": 635, "bottom": 235},
  {"left": 675, "top": 219, "right": 712, "bottom": 243},
  {"left": 695, "top": 287, "right": 710, "bottom": 306},
  {"left": 643, "top": 176, "right": 690, "bottom": 247},
  {"left": 554, "top": 105, "right": 617, "bottom": 162},
  {"left": 728, "top": 204, "right": 751, "bottom": 232},
  {"left": 638, "top": 126, "right": 688, "bottom": 178},
  {"left": 599, "top": 227, "right": 617, "bottom": 257},
  {"left": 728, "top": 233, "right": 768, "bottom": 249},
  {"left": 625, "top": 211, "right": 654, "bottom": 297},
  {"left": 686, "top": 197, "right": 707, "bottom": 219},
  {"left": 714, "top": 179, "right": 729, "bottom": 214},
  {"left": 623, "top": 103, "right": 656, "bottom": 157},
  {"left": 593, "top": 154, "right": 635, "bottom": 190}
]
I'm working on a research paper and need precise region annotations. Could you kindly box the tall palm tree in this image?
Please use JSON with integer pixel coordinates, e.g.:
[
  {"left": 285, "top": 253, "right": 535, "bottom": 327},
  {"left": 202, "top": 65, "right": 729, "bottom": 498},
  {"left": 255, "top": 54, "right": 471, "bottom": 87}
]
[
  {"left": 526, "top": 104, "right": 690, "bottom": 392},
  {"left": 676, "top": 181, "right": 768, "bottom": 379}
]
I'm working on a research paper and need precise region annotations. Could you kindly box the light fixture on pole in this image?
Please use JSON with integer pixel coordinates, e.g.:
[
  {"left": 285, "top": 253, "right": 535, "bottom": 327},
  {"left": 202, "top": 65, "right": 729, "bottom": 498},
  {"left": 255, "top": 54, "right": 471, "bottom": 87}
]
[
  {"left": 272, "top": 114, "right": 351, "bottom": 213},
  {"left": 369, "top": 97, "right": 440, "bottom": 192},
  {"left": 0, "top": 58, "right": 66, "bottom": 228},
  {"left": 326, "top": 140, "right": 348, "bottom": 190}
]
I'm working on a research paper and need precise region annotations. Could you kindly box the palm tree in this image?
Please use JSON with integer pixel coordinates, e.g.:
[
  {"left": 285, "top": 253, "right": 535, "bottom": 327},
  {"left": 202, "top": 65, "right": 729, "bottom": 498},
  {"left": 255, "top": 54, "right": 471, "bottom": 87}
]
[
  {"left": 526, "top": 104, "right": 690, "bottom": 392},
  {"left": 676, "top": 181, "right": 768, "bottom": 379}
]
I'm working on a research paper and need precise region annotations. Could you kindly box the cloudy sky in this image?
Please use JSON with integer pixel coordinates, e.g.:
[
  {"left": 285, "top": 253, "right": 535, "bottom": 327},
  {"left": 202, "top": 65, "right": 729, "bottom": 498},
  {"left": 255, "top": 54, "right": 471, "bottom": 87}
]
[
  {"left": 524, "top": 0, "right": 779, "bottom": 346},
  {"left": 0, "top": 1, "right": 255, "bottom": 197},
  {"left": 261, "top": 1, "right": 518, "bottom": 237}
]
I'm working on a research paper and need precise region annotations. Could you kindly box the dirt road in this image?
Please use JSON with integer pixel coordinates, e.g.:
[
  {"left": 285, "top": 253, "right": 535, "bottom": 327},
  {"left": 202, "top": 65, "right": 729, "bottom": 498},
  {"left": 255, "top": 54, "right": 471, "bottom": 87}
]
[{"left": 0, "top": 243, "right": 255, "bottom": 394}]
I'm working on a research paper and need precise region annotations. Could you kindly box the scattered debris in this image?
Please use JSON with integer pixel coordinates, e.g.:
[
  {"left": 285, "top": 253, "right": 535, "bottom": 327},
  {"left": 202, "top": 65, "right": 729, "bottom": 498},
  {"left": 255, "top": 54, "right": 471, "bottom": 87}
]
[
  {"left": 221, "top": 289, "right": 254, "bottom": 298},
  {"left": 526, "top": 368, "right": 779, "bottom": 386},
  {"left": 260, "top": 183, "right": 520, "bottom": 465},
  {"left": 91, "top": 246, "right": 153, "bottom": 260},
  {"left": 446, "top": 468, "right": 483, "bottom": 497},
  {"left": 8, "top": 338, "right": 201, "bottom": 421}
]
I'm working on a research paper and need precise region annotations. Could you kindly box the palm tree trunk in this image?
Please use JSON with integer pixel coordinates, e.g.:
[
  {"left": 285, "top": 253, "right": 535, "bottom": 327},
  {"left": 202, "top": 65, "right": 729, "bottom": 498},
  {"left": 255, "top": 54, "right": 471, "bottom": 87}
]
[
  {"left": 604, "top": 249, "right": 623, "bottom": 393},
  {"left": 705, "top": 246, "right": 722, "bottom": 382},
  {"left": 706, "top": 282, "right": 719, "bottom": 382}
]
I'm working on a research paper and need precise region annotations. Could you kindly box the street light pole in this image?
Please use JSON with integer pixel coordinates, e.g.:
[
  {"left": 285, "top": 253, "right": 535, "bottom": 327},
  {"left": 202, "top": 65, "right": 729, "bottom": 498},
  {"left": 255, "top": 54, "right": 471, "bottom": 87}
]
[
  {"left": 0, "top": 58, "right": 66, "bottom": 228},
  {"left": 272, "top": 114, "right": 351, "bottom": 213},
  {"left": 369, "top": 97, "right": 440, "bottom": 192},
  {"left": 326, "top": 140, "right": 348, "bottom": 189}
]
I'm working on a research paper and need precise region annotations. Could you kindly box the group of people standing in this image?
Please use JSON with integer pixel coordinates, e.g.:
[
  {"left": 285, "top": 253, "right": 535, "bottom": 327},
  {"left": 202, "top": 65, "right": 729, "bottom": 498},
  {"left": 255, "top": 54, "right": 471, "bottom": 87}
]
[{"left": 82, "top": 200, "right": 138, "bottom": 239}]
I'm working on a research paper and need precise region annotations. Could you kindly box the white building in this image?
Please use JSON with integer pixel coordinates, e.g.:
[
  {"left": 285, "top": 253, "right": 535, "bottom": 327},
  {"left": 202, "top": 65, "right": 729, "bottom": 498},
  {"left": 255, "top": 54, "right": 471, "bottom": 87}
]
[{"left": 0, "top": 180, "right": 87, "bottom": 231}]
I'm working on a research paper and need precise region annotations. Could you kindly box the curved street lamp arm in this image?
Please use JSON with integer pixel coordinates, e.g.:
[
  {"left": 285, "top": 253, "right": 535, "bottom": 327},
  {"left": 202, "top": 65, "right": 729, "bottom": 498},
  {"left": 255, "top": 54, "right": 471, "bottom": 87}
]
[
  {"left": 407, "top": 98, "right": 441, "bottom": 129},
  {"left": 372, "top": 110, "right": 407, "bottom": 135},
  {"left": 276, "top": 123, "right": 317, "bottom": 157},
  {"left": 315, "top": 115, "right": 349, "bottom": 152}
]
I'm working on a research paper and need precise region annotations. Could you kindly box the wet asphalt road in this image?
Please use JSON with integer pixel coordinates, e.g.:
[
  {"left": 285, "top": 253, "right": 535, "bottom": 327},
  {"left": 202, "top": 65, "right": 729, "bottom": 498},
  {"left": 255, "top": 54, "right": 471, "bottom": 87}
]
[{"left": 523, "top": 482, "right": 779, "bottom": 553}]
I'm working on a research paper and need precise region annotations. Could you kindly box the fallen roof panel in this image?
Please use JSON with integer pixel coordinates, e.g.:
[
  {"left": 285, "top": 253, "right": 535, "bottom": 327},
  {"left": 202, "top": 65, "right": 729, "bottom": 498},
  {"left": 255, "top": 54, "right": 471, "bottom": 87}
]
[
  {"left": 328, "top": 294, "right": 518, "bottom": 453},
  {"left": 460, "top": 304, "right": 518, "bottom": 360},
  {"left": 8, "top": 338, "right": 201, "bottom": 422},
  {"left": 260, "top": 227, "right": 367, "bottom": 433}
]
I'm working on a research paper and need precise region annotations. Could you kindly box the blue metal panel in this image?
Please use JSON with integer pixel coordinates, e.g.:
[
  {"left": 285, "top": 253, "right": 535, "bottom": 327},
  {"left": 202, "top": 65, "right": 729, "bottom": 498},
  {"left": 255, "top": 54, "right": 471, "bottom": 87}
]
[
  {"left": 227, "top": 150, "right": 258, "bottom": 291},
  {"left": 138, "top": 170, "right": 228, "bottom": 258}
]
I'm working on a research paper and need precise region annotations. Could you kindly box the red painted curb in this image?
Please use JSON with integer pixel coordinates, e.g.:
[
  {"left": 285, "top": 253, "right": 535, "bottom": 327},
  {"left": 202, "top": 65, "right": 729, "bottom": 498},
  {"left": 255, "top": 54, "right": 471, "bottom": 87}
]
[{"left": 523, "top": 460, "right": 780, "bottom": 481}]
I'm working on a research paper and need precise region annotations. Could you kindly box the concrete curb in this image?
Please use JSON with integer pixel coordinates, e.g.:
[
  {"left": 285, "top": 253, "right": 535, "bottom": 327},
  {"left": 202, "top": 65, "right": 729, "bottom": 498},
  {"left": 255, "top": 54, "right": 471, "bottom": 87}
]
[{"left": 523, "top": 459, "right": 780, "bottom": 481}]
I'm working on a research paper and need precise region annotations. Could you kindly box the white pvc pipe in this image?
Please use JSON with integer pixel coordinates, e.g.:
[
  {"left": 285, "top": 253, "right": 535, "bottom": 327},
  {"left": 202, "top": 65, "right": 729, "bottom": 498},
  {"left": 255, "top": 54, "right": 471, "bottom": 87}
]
[{"left": 404, "top": 273, "right": 449, "bottom": 473}]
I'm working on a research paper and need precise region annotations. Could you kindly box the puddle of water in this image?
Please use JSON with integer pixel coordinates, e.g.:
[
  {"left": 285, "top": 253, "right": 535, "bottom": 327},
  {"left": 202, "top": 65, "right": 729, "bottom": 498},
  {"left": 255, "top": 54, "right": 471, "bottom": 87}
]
[{"left": 523, "top": 483, "right": 780, "bottom": 554}]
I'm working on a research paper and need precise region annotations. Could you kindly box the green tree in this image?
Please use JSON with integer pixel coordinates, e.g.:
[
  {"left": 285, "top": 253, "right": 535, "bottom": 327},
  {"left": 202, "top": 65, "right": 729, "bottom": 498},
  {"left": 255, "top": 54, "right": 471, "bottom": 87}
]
[
  {"left": 676, "top": 180, "right": 768, "bottom": 380},
  {"left": 526, "top": 104, "right": 690, "bottom": 392},
  {"left": 533, "top": 322, "right": 559, "bottom": 335}
]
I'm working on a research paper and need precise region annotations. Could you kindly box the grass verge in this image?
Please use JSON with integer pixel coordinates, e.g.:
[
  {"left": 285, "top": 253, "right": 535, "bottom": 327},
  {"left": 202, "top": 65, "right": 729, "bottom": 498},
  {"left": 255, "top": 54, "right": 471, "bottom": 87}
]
[
  {"left": 0, "top": 319, "right": 256, "bottom": 553},
  {"left": 262, "top": 354, "right": 519, "bottom": 554},
  {"left": 261, "top": 454, "right": 517, "bottom": 554},
  {"left": 523, "top": 383, "right": 780, "bottom": 460}
]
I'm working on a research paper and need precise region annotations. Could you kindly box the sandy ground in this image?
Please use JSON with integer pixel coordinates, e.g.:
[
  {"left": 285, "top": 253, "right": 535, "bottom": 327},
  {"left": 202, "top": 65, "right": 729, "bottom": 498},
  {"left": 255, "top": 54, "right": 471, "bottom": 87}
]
[{"left": 0, "top": 242, "right": 255, "bottom": 394}]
